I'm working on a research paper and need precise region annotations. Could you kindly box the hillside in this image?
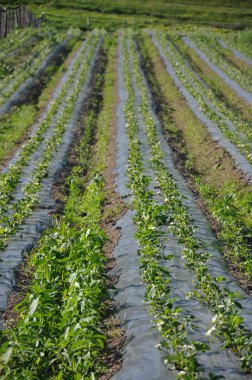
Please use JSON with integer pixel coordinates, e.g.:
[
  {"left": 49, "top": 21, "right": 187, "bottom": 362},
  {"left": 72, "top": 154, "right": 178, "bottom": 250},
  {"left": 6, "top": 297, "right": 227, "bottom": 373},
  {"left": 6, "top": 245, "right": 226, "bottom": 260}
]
[{"left": 1, "top": 0, "right": 252, "bottom": 29}]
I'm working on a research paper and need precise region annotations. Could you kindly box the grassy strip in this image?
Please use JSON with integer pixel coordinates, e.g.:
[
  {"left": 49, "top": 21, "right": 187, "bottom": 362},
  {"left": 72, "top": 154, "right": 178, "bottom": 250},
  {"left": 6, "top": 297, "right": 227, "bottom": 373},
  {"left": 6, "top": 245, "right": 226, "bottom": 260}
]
[
  {"left": 0, "top": 37, "right": 81, "bottom": 168},
  {"left": 0, "top": 106, "right": 37, "bottom": 164},
  {"left": 131, "top": 32, "right": 252, "bottom": 372},
  {"left": 139, "top": 33, "right": 252, "bottom": 282},
  {"left": 223, "top": 51, "right": 252, "bottom": 78},
  {"left": 174, "top": 35, "right": 252, "bottom": 123},
  {"left": 0, "top": 34, "right": 116, "bottom": 379},
  {"left": 221, "top": 29, "right": 252, "bottom": 62},
  {"left": 123, "top": 32, "right": 210, "bottom": 379}
]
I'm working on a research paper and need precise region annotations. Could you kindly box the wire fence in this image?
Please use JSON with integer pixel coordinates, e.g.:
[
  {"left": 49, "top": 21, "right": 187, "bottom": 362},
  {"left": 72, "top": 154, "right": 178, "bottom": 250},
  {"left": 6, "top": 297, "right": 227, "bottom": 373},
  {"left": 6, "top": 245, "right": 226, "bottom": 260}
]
[{"left": 0, "top": 5, "right": 43, "bottom": 39}]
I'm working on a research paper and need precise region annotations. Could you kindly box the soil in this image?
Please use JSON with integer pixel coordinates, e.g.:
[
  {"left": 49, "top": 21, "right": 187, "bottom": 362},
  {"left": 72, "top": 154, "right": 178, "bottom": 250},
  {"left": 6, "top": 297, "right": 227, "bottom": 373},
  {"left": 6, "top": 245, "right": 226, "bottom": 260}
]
[
  {"left": 3, "top": 255, "right": 34, "bottom": 329},
  {"left": 99, "top": 50, "right": 127, "bottom": 380}
]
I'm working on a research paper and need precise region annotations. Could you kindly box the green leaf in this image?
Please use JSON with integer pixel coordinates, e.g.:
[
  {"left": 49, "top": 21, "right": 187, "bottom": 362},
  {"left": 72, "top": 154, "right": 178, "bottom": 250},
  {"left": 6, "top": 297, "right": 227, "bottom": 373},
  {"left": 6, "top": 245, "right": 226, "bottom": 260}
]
[
  {"left": 215, "top": 276, "right": 226, "bottom": 283},
  {"left": 70, "top": 340, "right": 87, "bottom": 353},
  {"left": 56, "top": 371, "right": 63, "bottom": 380}
]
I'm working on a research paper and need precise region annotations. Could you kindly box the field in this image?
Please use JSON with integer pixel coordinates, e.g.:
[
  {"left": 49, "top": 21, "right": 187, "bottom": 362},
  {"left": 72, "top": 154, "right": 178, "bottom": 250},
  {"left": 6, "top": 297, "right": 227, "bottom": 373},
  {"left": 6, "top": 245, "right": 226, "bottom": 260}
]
[
  {"left": 1, "top": 0, "right": 252, "bottom": 29},
  {"left": 0, "top": 1, "right": 252, "bottom": 379}
]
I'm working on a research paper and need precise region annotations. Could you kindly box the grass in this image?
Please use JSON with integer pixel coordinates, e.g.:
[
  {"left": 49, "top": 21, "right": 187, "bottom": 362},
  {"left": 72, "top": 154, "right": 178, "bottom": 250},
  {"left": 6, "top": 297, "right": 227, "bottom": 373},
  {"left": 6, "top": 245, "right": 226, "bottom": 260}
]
[
  {"left": 32, "top": 7, "right": 167, "bottom": 31},
  {"left": 206, "top": 34, "right": 252, "bottom": 78},
  {"left": 0, "top": 105, "right": 36, "bottom": 164},
  {"left": 1, "top": 0, "right": 252, "bottom": 29},
  {"left": 221, "top": 49, "right": 252, "bottom": 78}
]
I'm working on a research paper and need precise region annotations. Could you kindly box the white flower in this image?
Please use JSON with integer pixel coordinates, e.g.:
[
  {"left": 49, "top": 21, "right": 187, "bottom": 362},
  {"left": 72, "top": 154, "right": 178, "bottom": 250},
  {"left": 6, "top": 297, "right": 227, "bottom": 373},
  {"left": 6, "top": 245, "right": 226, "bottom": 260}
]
[
  {"left": 211, "top": 315, "right": 218, "bottom": 323},
  {"left": 206, "top": 326, "right": 216, "bottom": 336},
  {"left": 177, "top": 371, "right": 186, "bottom": 379},
  {"left": 74, "top": 282, "right": 80, "bottom": 289}
]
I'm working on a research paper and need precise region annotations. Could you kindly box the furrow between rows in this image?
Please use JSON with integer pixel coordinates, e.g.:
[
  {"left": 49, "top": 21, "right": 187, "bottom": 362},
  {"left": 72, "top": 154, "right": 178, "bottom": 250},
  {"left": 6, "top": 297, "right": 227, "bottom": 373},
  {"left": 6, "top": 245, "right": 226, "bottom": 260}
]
[{"left": 111, "top": 34, "right": 173, "bottom": 380}]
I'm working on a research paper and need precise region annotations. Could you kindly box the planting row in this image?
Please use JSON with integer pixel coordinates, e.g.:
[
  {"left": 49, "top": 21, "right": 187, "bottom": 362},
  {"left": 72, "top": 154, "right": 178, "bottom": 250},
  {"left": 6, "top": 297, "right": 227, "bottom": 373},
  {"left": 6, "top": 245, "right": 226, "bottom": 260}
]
[
  {"left": 115, "top": 30, "right": 252, "bottom": 379},
  {"left": 0, "top": 31, "right": 104, "bottom": 321},
  {"left": 220, "top": 30, "right": 252, "bottom": 65},
  {"left": 0, "top": 30, "right": 66, "bottom": 106},
  {"left": 111, "top": 35, "right": 170, "bottom": 380},
  {"left": 139, "top": 32, "right": 252, "bottom": 295},
  {"left": 0, "top": 34, "right": 118, "bottom": 379},
  {"left": 154, "top": 32, "right": 252, "bottom": 169},
  {"left": 0, "top": 27, "right": 40, "bottom": 61},
  {"left": 180, "top": 35, "right": 252, "bottom": 106},
  {"left": 164, "top": 30, "right": 252, "bottom": 124},
  {"left": 187, "top": 32, "right": 252, "bottom": 92},
  {"left": 0, "top": 31, "right": 101, "bottom": 248},
  {"left": 0, "top": 27, "right": 251, "bottom": 380}
]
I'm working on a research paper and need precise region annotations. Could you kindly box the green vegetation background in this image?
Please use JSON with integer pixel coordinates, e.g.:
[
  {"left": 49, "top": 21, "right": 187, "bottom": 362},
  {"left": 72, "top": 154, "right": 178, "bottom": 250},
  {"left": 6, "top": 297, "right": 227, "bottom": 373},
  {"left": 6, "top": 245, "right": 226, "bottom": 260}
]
[{"left": 0, "top": 0, "right": 252, "bottom": 30}]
